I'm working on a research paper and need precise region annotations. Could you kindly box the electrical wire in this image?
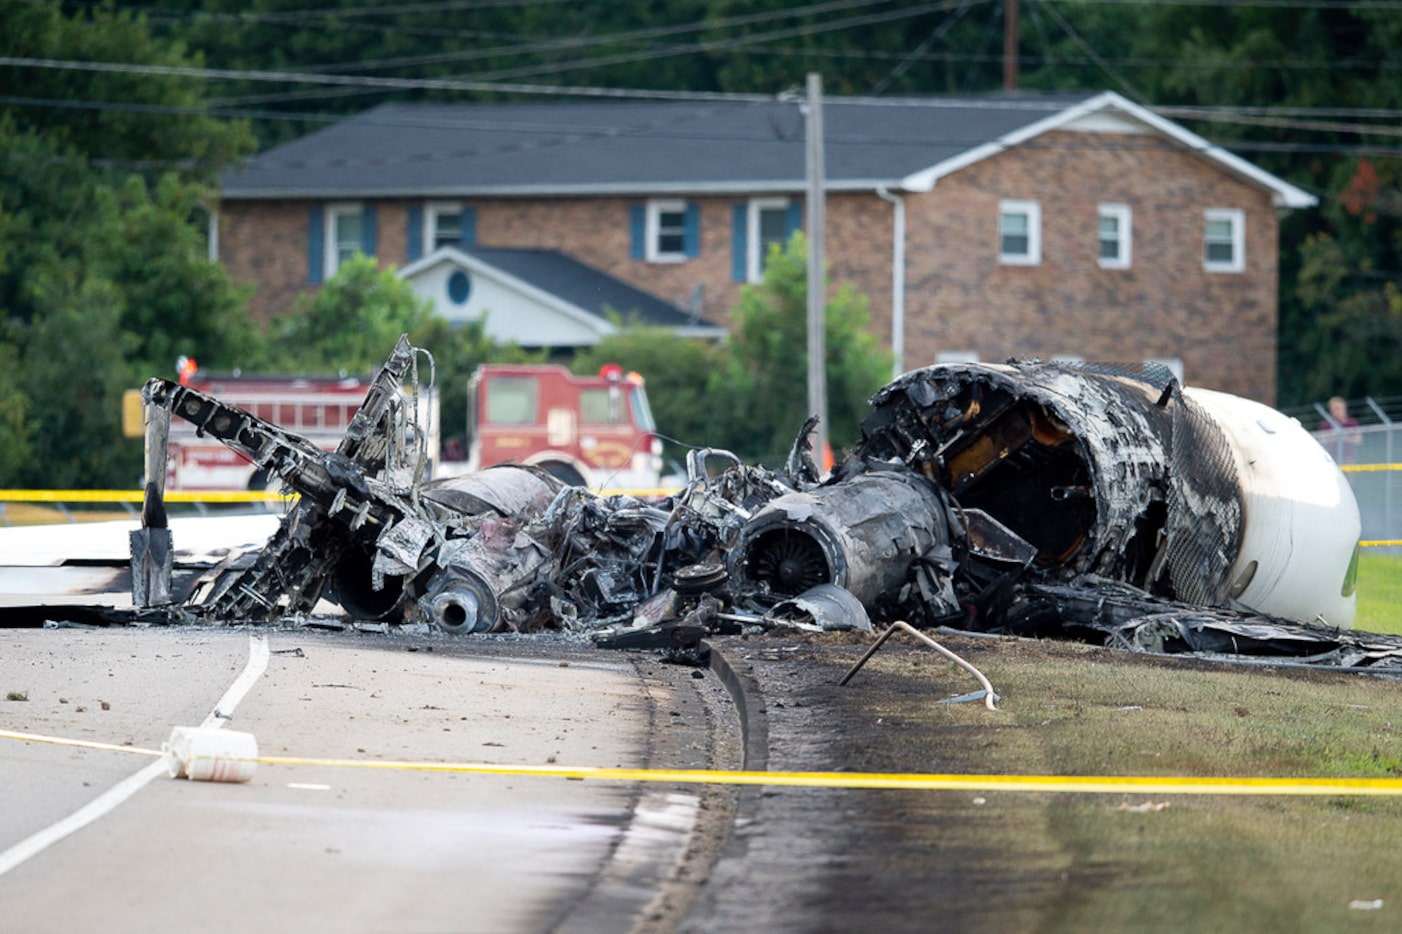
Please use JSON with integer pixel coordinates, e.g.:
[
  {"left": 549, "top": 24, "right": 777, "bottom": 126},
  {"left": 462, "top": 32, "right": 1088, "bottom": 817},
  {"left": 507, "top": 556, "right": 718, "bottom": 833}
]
[
  {"left": 1034, "top": 0, "right": 1145, "bottom": 102},
  {"left": 201, "top": 1, "right": 960, "bottom": 109},
  {"left": 297, "top": 0, "right": 906, "bottom": 76},
  {"left": 869, "top": 0, "right": 980, "bottom": 94},
  {"left": 7, "top": 84, "right": 1402, "bottom": 173},
  {"left": 1046, "top": 0, "right": 1402, "bottom": 7}
]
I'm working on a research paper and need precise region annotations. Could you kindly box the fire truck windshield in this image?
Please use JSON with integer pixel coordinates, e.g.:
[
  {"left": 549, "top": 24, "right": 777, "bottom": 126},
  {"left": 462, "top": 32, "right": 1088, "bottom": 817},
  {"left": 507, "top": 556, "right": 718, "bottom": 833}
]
[{"left": 629, "top": 385, "right": 655, "bottom": 431}]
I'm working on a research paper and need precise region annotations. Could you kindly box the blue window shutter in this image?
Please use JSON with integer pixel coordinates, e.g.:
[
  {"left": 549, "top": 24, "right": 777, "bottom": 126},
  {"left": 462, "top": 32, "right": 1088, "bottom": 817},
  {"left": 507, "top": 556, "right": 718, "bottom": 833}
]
[
  {"left": 683, "top": 202, "right": 700, "bottom": 257},
  {"left": 307, "top": 205, "right": 324, "bottom": 284},
  {"left": 630, "top": 205, "right": 646, "bottom": 260},
  {"left": 462, "top": 206, "right": 477, "bottom": 246},
  {"left": 787, "top": 200, "right": 804, "bottom": 238},
  {"left": 361, "top": 204, "right": 378, "bottom": 256},
  {"left": 406, "top": 205, "right": 423, "bottom": 262},
  {"left": 731, "top": 204, "right": 748, "bottom": 282}
]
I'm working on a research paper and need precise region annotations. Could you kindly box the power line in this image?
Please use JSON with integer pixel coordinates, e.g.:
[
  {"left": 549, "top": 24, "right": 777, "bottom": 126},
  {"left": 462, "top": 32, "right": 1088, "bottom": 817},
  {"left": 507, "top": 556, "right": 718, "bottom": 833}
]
[
  {"left": 870, "top": 0, "right": 980, "bottom": 94},
  {"left": 0, "top": 55, "right": 775, "bottom": 102},
  {"left": 607, "top": 42, "right": 1402, "bottom": 72},
  {"left": 300, "top": 0, "right": 907, "bottom": 75},
  {"left": 1034, "top": 0, "right": 1144, "bottom": 101},
  {"left": 207, "top": 1, "right": 963, "bottom": 109},
  {"left": 1158, "top": 109, "right": 1402, "bottom": 138},
  {"left": 11, "top": 56, "right": 1402, "bottom": 133},
  {"left": 0, "top": 2, "right": 958, "bottom": 107},
  {"left": 1046, "top": 0, "right": 1402, "bottom": 7},
  {"left": 445, "top": 4, "right": 958, "bottom": 83},
  {"left": 10, "top": 91, "right": 1402, "bottom": 181}
]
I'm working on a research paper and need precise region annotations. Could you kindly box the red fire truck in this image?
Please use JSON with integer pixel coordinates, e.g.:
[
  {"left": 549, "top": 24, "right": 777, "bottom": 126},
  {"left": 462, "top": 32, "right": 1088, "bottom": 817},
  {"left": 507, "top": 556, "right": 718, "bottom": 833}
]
[
  {"left": 448, "top": 363, "right": 663, "bottom": 491},
  {"left": 124, "top": 361, "right": 661, "bottom": 493}
]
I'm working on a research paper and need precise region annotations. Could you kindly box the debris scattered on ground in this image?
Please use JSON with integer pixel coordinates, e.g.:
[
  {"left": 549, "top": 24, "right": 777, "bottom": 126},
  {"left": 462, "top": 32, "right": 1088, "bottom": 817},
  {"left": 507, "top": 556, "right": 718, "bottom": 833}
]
[{"left": 20, "top": 336, "right": 1402, "bottom": 674}]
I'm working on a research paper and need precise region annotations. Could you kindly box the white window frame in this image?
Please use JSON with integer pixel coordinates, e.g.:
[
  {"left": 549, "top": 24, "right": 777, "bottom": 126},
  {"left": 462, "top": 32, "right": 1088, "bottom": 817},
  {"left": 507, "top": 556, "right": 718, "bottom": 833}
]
[
  {"left": 999, "top": 199, "right": 1041, "bottom": 266},
  {"left": 1097, "top": 203, "right": 1132, "bottom": 270},
  {"left": 747, "top": 197, "right": 792, "bottom": 283},
  {"left": 1204, "top": 208, "right": 1245, "bottom": 274},
  {"left": 325, "top": 202, "right": 364, "bottom": 277},
  {"left": 646, "top": 199, "right": 688, "bottom": 263},
  {"left": 425, "top": 201, "right": 465, "bottom": 252}
]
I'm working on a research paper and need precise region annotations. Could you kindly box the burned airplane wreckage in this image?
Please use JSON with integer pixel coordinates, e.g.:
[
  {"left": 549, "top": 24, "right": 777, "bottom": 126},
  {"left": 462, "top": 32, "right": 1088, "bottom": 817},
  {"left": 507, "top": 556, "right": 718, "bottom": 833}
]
[{"left": 126, "top": 336, "right": 1402, "bottom": 672}]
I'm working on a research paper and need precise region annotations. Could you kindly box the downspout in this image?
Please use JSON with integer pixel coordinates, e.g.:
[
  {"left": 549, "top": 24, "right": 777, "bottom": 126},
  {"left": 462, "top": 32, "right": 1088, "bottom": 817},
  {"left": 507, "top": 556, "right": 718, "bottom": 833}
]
[{"left": 876, "top": 186, "right": 906, "bottom": 378}]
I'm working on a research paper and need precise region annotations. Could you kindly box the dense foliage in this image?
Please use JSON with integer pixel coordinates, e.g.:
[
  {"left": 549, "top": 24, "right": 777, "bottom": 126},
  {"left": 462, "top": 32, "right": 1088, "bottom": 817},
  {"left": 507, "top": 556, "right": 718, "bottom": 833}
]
[
  {"left": 0, "top": 3, "right": 258, "bottom": 487},
  {"left": 3, "top": 1, "right": 1400, "bottom": 485}
]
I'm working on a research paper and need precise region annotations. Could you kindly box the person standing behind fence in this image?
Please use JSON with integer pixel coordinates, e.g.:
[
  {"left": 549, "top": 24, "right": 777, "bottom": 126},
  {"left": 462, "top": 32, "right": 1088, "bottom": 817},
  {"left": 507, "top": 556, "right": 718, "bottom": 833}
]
[{"left": 1320, "top": 395, "right": 1362, "bottom": 463}]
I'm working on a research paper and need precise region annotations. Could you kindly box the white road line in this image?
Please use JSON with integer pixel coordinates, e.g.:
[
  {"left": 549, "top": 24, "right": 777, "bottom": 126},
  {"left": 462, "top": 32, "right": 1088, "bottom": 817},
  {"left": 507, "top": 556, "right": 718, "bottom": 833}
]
[
  {"left": 202, "top": 631, "right": 270, "bottom": 730},
  {"left": 0, "top": 632, "right": 270, "bottom": 878}
]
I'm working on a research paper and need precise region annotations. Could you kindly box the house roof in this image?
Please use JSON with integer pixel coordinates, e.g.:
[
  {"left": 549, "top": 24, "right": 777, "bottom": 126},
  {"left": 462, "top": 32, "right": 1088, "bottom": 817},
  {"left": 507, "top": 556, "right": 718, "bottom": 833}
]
[
  {"left": 222, "top": 90, "right": 1315, "bottom": 209},
  {"left": 398, "top": 246, "right": 727, "bottom": 342}
]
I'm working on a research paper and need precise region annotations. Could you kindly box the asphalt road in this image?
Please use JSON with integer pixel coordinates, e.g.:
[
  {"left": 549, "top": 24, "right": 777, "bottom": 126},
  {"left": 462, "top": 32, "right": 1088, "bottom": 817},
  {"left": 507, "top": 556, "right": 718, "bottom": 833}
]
[{"left": 0, "top": 626, "right": 736, "bottom": 933}]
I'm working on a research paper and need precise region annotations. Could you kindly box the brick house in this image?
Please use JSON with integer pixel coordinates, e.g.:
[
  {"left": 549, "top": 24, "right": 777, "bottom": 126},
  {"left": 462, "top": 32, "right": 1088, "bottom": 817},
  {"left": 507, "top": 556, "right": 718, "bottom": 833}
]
[{"left": 216, "top": 90, "right": 1313, "bottom": 402}]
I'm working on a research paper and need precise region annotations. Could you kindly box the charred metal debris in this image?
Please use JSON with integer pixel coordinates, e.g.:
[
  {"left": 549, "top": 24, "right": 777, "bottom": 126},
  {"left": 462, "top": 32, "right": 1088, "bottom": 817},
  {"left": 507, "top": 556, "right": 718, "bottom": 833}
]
[{"left": 119, "top": 337, "right": 1402, "bottom": 672}]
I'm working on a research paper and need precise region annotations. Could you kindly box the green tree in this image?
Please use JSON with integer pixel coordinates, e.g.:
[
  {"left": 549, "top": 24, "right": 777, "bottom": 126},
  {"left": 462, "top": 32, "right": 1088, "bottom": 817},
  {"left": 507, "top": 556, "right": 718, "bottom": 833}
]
[
  {"left": 271, "top": 254, "right": 435, "bottom": 373},
  {"left": 0, "top": 2, "right": 252, "bottom": 174},
  {"left": 90, "top": 174, "right": 259, "bottom": 372},
  {"left": 0, "top": 3, "right": 258, "bottom": 487},
  {"left": 0, "top": 338, "right": 33, "bottom": 483},
  {"left": 723, "top": 232, "right": 891, "bottom": 463},
  {"left": 15, "top": 270, "right": 140, "bottom": 489},
  {"left": 1291, "top": 231, "right": 1402, "bottom": 403}
]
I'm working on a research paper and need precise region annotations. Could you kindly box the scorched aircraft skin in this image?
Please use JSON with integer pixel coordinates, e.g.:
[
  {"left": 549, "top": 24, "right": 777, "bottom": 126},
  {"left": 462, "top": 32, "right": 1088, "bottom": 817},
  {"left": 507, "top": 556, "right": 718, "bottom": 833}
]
[{"left": 116, "top": 338, "right": 1401, "bottom": 671}]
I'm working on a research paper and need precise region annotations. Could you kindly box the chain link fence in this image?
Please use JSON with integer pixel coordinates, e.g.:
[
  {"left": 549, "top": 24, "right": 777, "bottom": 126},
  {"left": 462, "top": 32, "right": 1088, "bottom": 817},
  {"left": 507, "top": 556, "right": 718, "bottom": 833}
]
[{"left": 1293, "top": 397, "right": 1402, "bottom": 553}]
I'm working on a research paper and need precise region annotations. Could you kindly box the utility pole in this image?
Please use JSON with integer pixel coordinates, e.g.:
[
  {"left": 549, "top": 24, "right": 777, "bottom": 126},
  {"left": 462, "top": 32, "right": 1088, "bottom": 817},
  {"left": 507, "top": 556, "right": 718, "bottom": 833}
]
[
  {"left": 804, "top": 72, "right": 829, "bottom": 468},
  {"left": 1003, "top": 0, "right": 1019, "bottom": 91}
]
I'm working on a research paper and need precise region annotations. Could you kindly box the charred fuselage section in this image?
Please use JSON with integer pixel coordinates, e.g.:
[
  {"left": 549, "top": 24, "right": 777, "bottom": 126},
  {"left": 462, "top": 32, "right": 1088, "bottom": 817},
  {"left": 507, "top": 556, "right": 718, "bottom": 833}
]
[{"left": 854, "top": 362, "right": 1247, "bottom": 609}]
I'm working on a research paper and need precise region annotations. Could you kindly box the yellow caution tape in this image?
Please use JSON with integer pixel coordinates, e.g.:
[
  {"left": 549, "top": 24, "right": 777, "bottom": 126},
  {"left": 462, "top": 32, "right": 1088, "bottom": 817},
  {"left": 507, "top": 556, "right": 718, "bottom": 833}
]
[
  {"left": 0, "top": 488, "right": 679, "bottom": 505},
  {"left": 6, "top": 728, "right": 1402, "bottom": 796},
  {"left": 0, "top": 729, "right": 163, "bottom": 757},
  {"left": 0, "top": 489, "right": 294, "bottom": 504}
]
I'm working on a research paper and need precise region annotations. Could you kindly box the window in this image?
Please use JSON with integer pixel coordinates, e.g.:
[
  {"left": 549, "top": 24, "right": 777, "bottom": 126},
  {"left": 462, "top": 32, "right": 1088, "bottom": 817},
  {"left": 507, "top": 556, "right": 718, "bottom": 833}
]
[
  {"left": 732, "top": 199, "right": 799, "bottom": 282},
  {"left": 748, "top": 198, "right": 793, "bottom": 282},
  {"left": 580, "top": 387, "right": 626, "bottom": 426},
  {"left": 999, "top": 200, "right": 1041, "bottom": 265},
  {"left": 1204, "top": 208, "right": 1244, "bottom": 273},
  {"left": 629, "top": 384, "right": 655, "bottom": 431},
  {"left": 484, "top": 377, "right": 538, "bottom": 425},
  {"left": 648, "top": 200, "right": 689, "bottom": 261},
  {"left": 326, "top": 203, "right": 365, "bottom": 276},
  {"left": 426, "top": 202, "right": 470, "bottom": 250},
  {"left": 1098, "top": 203, "right": 1132, "bottom": 269},
  {"left": 632, "top": 200, "right": 699, "bottom": 263}
]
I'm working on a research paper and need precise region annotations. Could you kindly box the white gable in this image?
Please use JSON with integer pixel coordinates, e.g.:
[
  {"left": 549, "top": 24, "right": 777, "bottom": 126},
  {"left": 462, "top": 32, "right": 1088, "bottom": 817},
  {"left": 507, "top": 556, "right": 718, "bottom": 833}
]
[
  {"left": 398, "top": 248, "right": 613, "bottom": 348},
  {"left": 901, "top": 91, "right": 1316, "bottom": 209}
]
